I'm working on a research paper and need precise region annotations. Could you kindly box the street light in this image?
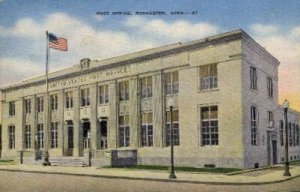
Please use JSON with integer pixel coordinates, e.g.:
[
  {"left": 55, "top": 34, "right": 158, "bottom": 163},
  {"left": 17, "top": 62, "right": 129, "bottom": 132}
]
[
  {"left": 87, "top": 131, "right": 92, "bottom": 166},
  {"left": 283, "top": 99, "right": 291, "bottom": 176},
  {"left": 167, "top": 98, "right": 176, "bottom": 179},
  {"left": 34, "top": 133, "right": 38, "bottom": 160}
]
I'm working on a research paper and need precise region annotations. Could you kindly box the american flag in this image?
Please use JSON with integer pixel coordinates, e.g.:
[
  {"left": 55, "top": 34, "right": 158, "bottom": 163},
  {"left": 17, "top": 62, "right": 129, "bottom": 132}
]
[{"left": 48, "top": 33, "right": 68, "bottom": 51}]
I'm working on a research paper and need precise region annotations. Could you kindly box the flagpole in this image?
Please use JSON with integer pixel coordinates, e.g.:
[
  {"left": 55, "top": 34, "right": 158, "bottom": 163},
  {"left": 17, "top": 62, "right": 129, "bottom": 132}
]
[{"left": 43, "top": 30, "right": 51, "bottom": 166}]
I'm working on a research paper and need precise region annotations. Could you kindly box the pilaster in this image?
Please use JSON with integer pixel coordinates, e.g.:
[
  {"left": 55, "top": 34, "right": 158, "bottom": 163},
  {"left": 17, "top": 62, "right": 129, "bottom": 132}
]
[
  {"left": 108, "top": 81, "right": 117, "bottom": 149},
  {"left": 90, "top": 84, "right": 97, "bottom": 149},
  {"left": 129, "top": 77, "right": 139, "bottom": 148},
  {"left": 153, "top": 72, "right": 164, "bottom": 147}
]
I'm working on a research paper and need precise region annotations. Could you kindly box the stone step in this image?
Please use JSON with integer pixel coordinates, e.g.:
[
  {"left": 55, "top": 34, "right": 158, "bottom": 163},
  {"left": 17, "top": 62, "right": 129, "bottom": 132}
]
[{"left": 23, "top": 157, "right": 88, "bottom": 167}]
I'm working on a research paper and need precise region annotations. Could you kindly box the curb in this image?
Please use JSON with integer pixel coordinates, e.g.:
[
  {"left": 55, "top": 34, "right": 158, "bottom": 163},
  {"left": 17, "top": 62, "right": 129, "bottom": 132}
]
[{"left": 1, "top": 168, "right": 300, "bottom": 185}]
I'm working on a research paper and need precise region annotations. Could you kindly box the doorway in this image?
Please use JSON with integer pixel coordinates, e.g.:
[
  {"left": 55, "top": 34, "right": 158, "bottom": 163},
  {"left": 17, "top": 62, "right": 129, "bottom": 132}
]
[
  {"left": 82, "top": 121, "right": 90, "bottom": 149},
  {"left": 100, "top": 120, "right": 108, "bottom": 149},
  {"left": 272, "top": 140, "right": 278, "bottom": 165}
]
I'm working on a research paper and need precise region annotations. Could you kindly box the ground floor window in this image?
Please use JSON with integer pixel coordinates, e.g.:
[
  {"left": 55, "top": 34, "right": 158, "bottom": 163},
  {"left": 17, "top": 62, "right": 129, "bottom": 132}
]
[
  {"left": 37, "top": 124, "right": 44, "bottom": 149},
  {"left": 119, "top": 115, "right": 130, "bottom": 147},
  {"left": 201, "top": 106, "right": 218, "bottom": 146},
  {"left": 141, "top": 112, "right": 153, "bottom": 147},
  {"left": 165, "top": 110, "right": 179, "bottom": 146},
  {"left": 25, "top": 125, "right": 31, "bottom": 149},
  {"left": 51, "top": 122, "right": 58, "bottom": 148},
  {"left": 8, "top": 125, "right": 15, "bottom": 149},
  {"left": 251, "top": 106, "right": 258, "bottom": 145},
  {"left": 280, "top": 120, "right": 284, "bottom": 146}
]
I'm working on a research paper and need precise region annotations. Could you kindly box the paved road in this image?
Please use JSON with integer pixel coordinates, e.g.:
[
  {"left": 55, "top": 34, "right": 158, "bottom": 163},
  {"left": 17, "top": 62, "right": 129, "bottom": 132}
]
[{"left": 0, "top": 171, "right": 300, "bottom": 192}]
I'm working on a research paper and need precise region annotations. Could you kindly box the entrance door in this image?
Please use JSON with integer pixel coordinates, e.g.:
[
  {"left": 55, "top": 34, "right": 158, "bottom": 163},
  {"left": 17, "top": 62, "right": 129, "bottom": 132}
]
[
  {"left": 100, "top": 120, "right": 107, "bottom": 149},
  {"left": 272, "top": 140, "right": 278, "bottom": 165},
  {"left": 68, "top": 126, "right": 74, "bottom": 149},
  {"left": 82, "top": 121, "right": 90, "bottom": 149}
]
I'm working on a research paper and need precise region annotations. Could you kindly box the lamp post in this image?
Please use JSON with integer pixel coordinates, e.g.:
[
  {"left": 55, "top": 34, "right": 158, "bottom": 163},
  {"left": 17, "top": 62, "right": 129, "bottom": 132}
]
[
  {"left": 167, "top": 98, "right": 176, "bottom": 179},
  {"left": 87, "top": 131, "right": 92, "bottom": 166},
  {"left": 283, "top": 99, "right": 291, "bottom": 176},
  {"left": 34, "top": 133, "right": 38, "bottom": 160}
]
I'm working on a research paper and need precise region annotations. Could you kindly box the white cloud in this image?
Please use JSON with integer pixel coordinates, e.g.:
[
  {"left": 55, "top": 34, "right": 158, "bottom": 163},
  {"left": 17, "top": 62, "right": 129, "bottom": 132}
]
[
  {"left": 125, "top": 16, "right": 219, "bottom": 42},
  {"left": 250, "top": 24, "right": 278, "bottom": 36},
  {"left": 291, "top": 26, "right": 300, "bottom": 37}
]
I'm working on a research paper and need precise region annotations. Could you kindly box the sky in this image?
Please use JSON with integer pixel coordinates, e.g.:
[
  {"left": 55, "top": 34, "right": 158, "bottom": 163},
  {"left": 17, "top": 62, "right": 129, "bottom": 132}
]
[{"left": 0, "top": 0, "right": 299, "bottom": 111}]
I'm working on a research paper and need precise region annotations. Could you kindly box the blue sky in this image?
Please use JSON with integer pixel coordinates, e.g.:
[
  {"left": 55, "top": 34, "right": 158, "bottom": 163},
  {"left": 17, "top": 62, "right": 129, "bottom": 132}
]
[{"left": 0, "top": 0, "right": 300, "bottom": 109}]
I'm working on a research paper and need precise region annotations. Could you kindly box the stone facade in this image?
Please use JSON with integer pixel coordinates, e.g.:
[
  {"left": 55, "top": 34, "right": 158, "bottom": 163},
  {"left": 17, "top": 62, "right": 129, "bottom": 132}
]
[{"left": 0, "top": 29, "right": 299, "bottom": 168}]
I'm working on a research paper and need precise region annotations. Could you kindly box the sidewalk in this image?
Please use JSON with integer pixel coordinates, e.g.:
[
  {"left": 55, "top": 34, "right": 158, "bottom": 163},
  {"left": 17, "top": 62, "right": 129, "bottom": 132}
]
[{"left": 0, "top": 164, "right": 300, "bottom": 185}]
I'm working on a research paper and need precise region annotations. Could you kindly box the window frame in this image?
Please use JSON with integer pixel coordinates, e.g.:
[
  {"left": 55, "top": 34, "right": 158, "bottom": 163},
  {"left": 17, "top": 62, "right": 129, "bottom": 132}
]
[
  {"left": 267, "top": 77, "right": 273, "bottom": 97},
  {"left": 165, "top": 71, "right": 179, "bottom": 95},
  {"left": 119, "top": 81, "right": 129, "bottom": 101},
  {"left": 140, "top": 76, "right": 153, "bottom": 98},
  {"left": 37, "top": 124, "right": 44, "bottom": 149},
  {"left": 50, "top": 94, "right": 58, "bottom": 111},
  {"left": 25, "top": 99, "right": 31, "bottom": 114},
  {"left": 199, "top": 63, "right": 218, "bottom": 91},
  {"left": 140, "top": 112, "right": 153, "bottom": 147},
  {"left": 8, "top": 125, "right": 15, "bottom": 149},
  {"left": 200, "top": 106, "right": 219, "bottom": 146},
  {"left": 81, "top": 88, "right": 90, "bottom": 107},
  {"left": 251, "top": 106, "right": 258, "bottom": 146},
  {"left": 37, "top": 97, "right": 44, "bottom": 112},
  {"left": 119, "top": 115, "right": 130, "bottom": 147},
  {"left": 99, "top": 84, "right": 109, "bottom": 104},
  {"left": 51, "top": 122, "right": 58, "bottom": 148},
  {"left": 165, "top": 110, "right": 180, "bottom": 146},
  {"left": 250, "top": 66, "right": 258, "bottom": 90},
  {"left": 65, "top": 91, "right": 74, "bottom": 109},
  {"left": 25, "top": 124, "right": 31, "bottom": 149},
  {"left": 9, "top": 101, "right": 16, "bottom": 116}
]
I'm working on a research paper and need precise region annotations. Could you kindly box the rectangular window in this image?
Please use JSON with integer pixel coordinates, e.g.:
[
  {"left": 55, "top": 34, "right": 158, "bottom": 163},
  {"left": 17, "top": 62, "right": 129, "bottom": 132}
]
[
  {"left": 293, "top": 123, "right": 296, "bottom": 146},
  {"left": 250, "top": 66, "right": 258, "bottom": 90},
  {"left": 99, "top": 84, "right": 109, "bottom": 104},
  {"left": 65, "top": 91, "right": 73, "bottom": 109},
  {"left": 165, "top": 71, "right": 179, "bottom": 95},
  {"left": 8, "top": 125, "right": 15, "bottom": 149},
  {"left": 25, "top": 125, "right": 31, "bottom": 149},
  {"left": 201, "top": 106, "right": 218, "bottom": 146},
  {"left": 251, "top": 106, "right": 258, "bottom": 145},
  {"left": 268, "top": 111, "right": 274, "bottom": 123},
  {"left": 267, "top": 77, "right": 273, "bottom": 97},
  {"left": 50, "top": 94, "right": 58, "bottom": 110},
  {"left": 166, "top": 110, "right": 180, "bottom": 146},
  {"left": 119, "top": 81, "right": 129, "bottom": 101},
  {"left": 81, "top": 88, "right": 90, "bottom": 107},
  {"left": 119, "top": 115, "right": 130, "bottom": 147},
  {"left": 37, "top": 124, "right": 44, "bottom": 149},
  {"left": 51, "top": 122, "right": 58, "bottom": 148},
  {"left": 9, "top": 101, "right": 15, "bottom": 116},
  {"left": 280, "top": 120, "right": 284, "bottom": 146},
  {"left": 141, "top": 76, "right": 152, "bottom": 98},
  {"left": 199, "top": 64, "right": 218, "bottom": 90},
  {"left": 289, "top": 122, "right": 292, "bottom": 146},
  {"left": 141, "top": 112, "right": 153, "bottom": 147},
  {"left": 296, "top": 125, "right": 299, "bottom": 146},
  {"left": 25, "top": 99, "right": 31, "bottom": 114},
  {"left": 37, "top": 97, "right": 44, "bottom": 112}
]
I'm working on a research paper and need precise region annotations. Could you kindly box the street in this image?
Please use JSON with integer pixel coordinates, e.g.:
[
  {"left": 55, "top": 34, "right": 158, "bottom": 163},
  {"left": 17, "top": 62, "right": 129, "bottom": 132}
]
[{"left": 0, "top": 171, "right": 300, "bottom": 192}]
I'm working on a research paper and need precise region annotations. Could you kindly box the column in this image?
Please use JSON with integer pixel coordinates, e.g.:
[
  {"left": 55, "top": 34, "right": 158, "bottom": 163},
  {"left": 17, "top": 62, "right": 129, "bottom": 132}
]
[
  {"left": 73, "top": 87, "right": 80, "bottom": 156},
  {"left": 90, "top": 84, "right": 97, "bottom": 150},
  {"left": 15, "top": 97, "right": 25, "bottom": 151},
  {"left": 108, "top": 80, "right": 117, "bottom": 149},
  {"left": 153, "top": 72, "right": 164, "bottom": 147},
  {"left": 129, "top": 77, "right": 139, "bottom": 148}
]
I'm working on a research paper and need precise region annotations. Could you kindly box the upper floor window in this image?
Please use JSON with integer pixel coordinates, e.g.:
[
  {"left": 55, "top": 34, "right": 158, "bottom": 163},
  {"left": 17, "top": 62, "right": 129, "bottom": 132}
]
[
  {"left": 165, "top": 71, "right": 179, "bottom": 95},
  {"left": 141, "top": 112, "right": 153, "bottom": 147},
  {"left": 267, "top": 77, "right": 273, "bottom": 97},
  {"left": 65, "top": 91, "right": 73, "bottom": 109},
  {"left": 8, "top": 125, "right": 15, "bottom": 149},
  {"left": 165, "top": 110, "right": 180, "bottom": 146},
  {"left": 119, "top": 81, "right": 129, "bottom": 101},
  {"left": 268, "top": 111, "right": 274, "bottom": 123},
  {"left": 50, "top": 94, "right": 58, "bottom": 111},
  {"left": 25, "top": 99, "right": 31, "bottom": 114},
  {"left": 199, "top": 64, "right": 218, "bottom": 90},
  {"left": 81, "top": 88, "right": 90, "bottom": 107},
  {"left": 37, "top": 97, "right": 44, "bottom": 112},
  {"left": 141, "top": 76, "right": 152, "bottom": 98},
  {"left": 99, "top": 84, "right": 109, "bottom": 104},
  {"left": 296, "top": 124, "right": 299, "bottom": 146},
  {"left": 119, "top": 114, "right": 130, "bottom": 147},
  {"left": 9, "top": 101, "right": 15, "bottom": 116},
  {"left": 250, "top": 66, "right": 258, "bottom": 90},
  {"left": 201, "top": 106, "right": 218, "bottom": 146},
  {"left": 251, "top": 106, "right": 258, "bottom": 145}
]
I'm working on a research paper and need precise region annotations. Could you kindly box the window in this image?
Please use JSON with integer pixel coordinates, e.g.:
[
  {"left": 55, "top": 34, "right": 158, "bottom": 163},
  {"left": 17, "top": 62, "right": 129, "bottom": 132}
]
[
  {"left": 9, "top": 101, "right": 15, "bottom": 116},
  {"left": 199, "top": 64, "right": 218, "bottom": 90},
  {"left": 119, "top": 81, "right": 129, "bottom": 101},
  {"left": 25, "top": 99, "right": 31, "bottom": 114},
  {"left": 267, "top": 77, "right": 273, "bottom": 97},
  {"left": 99, "top": 84, "right": 109, "bottom": 104},
  {"left": 25, "top": 125, "right": 31, "bottom": 149},
  {"left": 51, "top": 122, "right": 58, "bottom": 148},
  {"left": 289, "top": 123, "right": 292, "bottom": 146},
  {"left": 8, "top": 125, "right": 15, "bottom": 149},
  {"left": 201, "top": 106, "right": 218, "bottom": 146},
  {"left": 81, "top": 88, "right": 90, "bottom": 107},
  {"left": 250, "top": 66, "right": 258, "bottom": 90},
  {"left": 166, "top": 110, "right": 180, "bottom": 146},
  {"left": 50, "top": 94, "right": 58, "bottom": 110},
  {"left": 37, "top": 124, "right": 44, "bottom": 149},
  {"left": 119, "top": 115, "right": 130, "bottom": 147},
  {"left": 251, "top": 106, "right": 258, "bottom": 145},
  {"left": 268, "top": 111, "right": 274, "bottom": 123},
  {"left": 141, "top": 76, "right": 152, "bottom": 98},
  {"left": 165, "top": 71, "right": 179, "bottom": 95},
  {"left": 280, "top": 120, "right": 284, "bottom": 146},
  {"left": 141, "top": 112, "right": 153, "bottom": 147},
  {"left": 37, "top": 97, "right": 44, "bottom": 112},
  {"left": 296, "top": 125, "right": 299, "bottom": 146},
  {"left": 293, "top": 123, "right": 296, "bottom": 146},
  {"left": 65, "top": 91, "right": 73, "bottom": 109}
]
